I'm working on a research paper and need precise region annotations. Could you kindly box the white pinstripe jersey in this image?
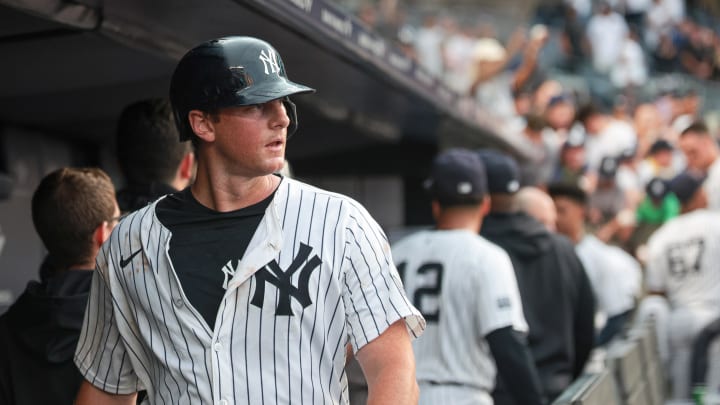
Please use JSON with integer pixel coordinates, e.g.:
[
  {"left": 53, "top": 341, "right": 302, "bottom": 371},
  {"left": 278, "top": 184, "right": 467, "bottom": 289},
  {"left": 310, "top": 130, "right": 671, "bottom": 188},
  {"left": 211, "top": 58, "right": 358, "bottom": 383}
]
[
  {"left": 646, "top": 209, "right": 720, "bottom": 312},
  {"left": 391, "top": 229, "right": 527, "bottom": 403},
  {"left": 74, "top": 178, "right": 425, "bottom": 405}
]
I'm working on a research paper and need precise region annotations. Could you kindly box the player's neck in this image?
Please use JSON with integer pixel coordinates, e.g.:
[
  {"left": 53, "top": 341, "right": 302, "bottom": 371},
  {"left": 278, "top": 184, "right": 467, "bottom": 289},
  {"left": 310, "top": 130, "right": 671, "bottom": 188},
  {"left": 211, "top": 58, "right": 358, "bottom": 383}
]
[
  {"left": 435, "top": 213, "right": 482, "bottom": 233},
  {"left": 191, "top": 170, "right": 279, "bottom": 212}
]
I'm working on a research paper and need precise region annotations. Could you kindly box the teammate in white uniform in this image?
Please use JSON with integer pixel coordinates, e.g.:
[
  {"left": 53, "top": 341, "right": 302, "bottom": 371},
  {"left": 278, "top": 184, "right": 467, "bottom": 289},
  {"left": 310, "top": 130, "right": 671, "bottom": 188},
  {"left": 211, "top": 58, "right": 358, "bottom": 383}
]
[
  {"left": 548, "top": 183, "right": 641, "bottom": 345},
  {"left": 646, "top": 169, "right": 720, "bottom": 400},
  {"left": 392, "top": 149, "right": 546, "bottom": 405},
  {"left": 678, "top": 121, "right": 720, "bottom": 210},
  {"left": 74, "top": 36, "right": 425, "bottom": 405}
]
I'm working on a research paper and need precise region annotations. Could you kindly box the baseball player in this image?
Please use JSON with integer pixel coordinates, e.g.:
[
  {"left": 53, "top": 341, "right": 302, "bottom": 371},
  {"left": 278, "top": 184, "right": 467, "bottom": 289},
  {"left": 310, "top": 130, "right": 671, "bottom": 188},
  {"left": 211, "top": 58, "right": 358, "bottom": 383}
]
[
  {"left": 74, "top": 36, "right": 425, "bottom": 405},
  {"left": 548, "top": 183, "right": 641, "bottom": 345},
  {"left": 392, "top": 149, "right": 546, "bottom": 405},
  {"left": 645, "top": 169, "right": 720, "bottom": 400}
]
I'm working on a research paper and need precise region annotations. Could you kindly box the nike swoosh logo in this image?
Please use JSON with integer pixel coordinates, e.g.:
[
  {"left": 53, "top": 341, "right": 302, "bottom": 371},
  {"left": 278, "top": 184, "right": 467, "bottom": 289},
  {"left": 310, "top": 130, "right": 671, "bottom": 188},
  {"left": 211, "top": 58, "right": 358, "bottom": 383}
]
[{"left": 120, "top": 249, "right": 142, "bottom": 268}]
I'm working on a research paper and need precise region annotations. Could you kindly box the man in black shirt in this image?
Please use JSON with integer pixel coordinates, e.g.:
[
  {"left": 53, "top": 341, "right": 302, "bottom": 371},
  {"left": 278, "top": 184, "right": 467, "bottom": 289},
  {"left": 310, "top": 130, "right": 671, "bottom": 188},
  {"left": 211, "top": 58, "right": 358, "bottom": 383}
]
[
  {"left": 477, "top": 149, "right": 595, "bottom": 403},
  {"left": 0, "top": 168, "right": 119, "bottom": 405}
]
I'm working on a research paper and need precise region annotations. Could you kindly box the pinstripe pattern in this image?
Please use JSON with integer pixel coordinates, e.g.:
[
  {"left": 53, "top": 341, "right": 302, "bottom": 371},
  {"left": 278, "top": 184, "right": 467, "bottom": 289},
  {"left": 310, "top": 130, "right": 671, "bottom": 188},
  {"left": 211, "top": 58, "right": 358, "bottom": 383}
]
[{"left": 75, "top": 178, "right": 424, "bottom": 404}]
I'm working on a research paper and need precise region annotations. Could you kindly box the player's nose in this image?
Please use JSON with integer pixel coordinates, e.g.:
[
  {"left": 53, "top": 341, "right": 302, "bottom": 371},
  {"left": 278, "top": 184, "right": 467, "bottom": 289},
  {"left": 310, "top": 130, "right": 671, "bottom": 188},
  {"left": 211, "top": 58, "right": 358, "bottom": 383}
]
[{"left": 269, "top": 99, "right": 290, "bottom": 130}]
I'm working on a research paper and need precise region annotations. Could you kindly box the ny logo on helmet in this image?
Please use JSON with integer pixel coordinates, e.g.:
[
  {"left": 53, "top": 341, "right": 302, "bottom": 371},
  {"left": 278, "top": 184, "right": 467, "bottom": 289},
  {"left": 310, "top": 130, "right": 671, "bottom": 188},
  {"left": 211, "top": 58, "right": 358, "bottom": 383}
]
[{"left": 259, "top": 48, "right": 280, "bottom": 75}]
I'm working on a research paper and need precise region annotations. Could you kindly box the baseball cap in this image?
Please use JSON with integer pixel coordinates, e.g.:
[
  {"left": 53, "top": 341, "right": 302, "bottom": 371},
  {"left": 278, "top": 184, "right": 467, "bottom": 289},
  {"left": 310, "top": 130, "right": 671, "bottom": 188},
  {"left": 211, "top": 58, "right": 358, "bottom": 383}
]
[
  {"left": 424, "top": 149, "right": 488, "bottom": 205},
  {"left": 646, "top": 177, "right": 670, "bottom": 200},
  {"left": 598, "top": 156, "right": 619, "bottom": 179},
  {"left": 476, "top": 149, "right": 521, "bottom": 193},
  {"left": 647, "top": 139, "right": 673, "bottom": 155},
  {"left": 563, "top": 129, "right": 586, "bottom": 149},
  {"left": 473, "top": 38, "right": 507, "bottom": 62},
  {"left": 669, "top": 170, "right": 706, "bottom": 204}
]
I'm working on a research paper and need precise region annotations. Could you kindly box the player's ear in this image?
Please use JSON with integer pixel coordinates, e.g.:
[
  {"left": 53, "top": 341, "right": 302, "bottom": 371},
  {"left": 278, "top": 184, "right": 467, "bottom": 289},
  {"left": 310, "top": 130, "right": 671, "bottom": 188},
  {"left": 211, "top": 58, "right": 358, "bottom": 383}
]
[
  {"left": 431, "top": 200, "right": 442, "bottom": 221},
  {"left": 188, "top": 110, "right": 216, "bottom": 142},
  {"left": 179, "top": 152, "right": 195, "bottom": 180},
  {"left": 93, "top": 222, "right": 111, "bottom": 247},
  {"left": 479, "top": 196, "right": 491, "bottom": 217}
]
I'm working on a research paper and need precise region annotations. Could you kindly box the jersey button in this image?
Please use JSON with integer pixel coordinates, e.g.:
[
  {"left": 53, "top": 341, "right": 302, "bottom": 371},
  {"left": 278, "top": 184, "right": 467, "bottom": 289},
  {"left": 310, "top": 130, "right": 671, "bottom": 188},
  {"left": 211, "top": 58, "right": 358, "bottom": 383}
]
[
  {"left": 174, "top": 298, "right": 183, "bottom": 308},
  {"left": 214, "top": 342, "right": 222, "bottom": 352}
]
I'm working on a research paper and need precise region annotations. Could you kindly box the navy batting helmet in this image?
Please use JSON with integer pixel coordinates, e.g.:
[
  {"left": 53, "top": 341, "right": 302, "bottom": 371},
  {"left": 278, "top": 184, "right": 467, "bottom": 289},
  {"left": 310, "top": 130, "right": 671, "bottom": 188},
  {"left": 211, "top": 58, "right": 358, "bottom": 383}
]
[{"left": 169, "top": 36, "right": 315, "bottom": 142}]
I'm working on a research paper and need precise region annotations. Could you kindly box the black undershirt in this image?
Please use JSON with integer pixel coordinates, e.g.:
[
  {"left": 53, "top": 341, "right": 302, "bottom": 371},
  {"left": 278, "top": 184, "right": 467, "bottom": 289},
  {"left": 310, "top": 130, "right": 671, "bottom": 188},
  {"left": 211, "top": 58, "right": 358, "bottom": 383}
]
[{"left": 155, "top": 187, "right": 275, "bottom": 330}]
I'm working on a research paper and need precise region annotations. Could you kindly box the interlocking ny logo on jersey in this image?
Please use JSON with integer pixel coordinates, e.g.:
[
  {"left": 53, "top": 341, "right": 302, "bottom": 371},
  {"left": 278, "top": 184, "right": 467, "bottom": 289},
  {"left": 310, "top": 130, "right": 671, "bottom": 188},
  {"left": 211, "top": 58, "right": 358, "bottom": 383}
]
[
  {"left": 251, "top": 243, "right": 321, "bottom": 316},
  {"left": 258, "top": 48, "right": 280, "bottom": 75}
]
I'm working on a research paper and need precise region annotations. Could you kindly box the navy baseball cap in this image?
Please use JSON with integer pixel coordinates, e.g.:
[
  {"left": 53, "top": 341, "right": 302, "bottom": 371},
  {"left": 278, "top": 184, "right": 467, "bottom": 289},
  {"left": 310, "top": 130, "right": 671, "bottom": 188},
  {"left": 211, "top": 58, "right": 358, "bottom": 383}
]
[
  {"left": 669, "top": 170, "right": 706, "bottom": 204},
  {"left": 646, "top": 177, "right": 670, "bottom": 200},
  {"left": 647, "top": 139, "right": 673, "bottom": 155},
  {"left": 476, "top": 149, "right": 521, "bottom": 193},
  {"left": 424, "top": 149, "right": 488, "bottom": 205},
  {"left": 598, "top": 156, "right": 619, "bottom": 179}
]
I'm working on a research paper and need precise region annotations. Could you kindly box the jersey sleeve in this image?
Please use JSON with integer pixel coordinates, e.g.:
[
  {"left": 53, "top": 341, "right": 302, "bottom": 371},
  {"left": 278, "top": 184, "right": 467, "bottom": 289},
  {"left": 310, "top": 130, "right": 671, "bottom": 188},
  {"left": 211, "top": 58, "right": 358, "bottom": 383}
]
[
  {"left": 475, "top": 246, "right": 528, "bottom": 337},
  {"left": 74, "top": 243, "right": 141, "bottom": 395},
  {"left": 340, "top": 203, "right": 425, "bottom": 353}
]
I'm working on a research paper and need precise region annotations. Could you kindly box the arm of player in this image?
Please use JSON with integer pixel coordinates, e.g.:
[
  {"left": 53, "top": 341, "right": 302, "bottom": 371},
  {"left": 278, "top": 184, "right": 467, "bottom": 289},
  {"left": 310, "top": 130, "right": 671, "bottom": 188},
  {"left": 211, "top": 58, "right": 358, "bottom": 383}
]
[
  {"left": 355, "top": 320, "right": 418, "bottom": 405},
  {"left": 75, "top": 380, "right": 137, "bottom": 405},
  {"left": 572, "top": 256, "right": 596, "bottom": 378},
  {"left": 487, "top": 326, "right": 547, "bottom": 405}
]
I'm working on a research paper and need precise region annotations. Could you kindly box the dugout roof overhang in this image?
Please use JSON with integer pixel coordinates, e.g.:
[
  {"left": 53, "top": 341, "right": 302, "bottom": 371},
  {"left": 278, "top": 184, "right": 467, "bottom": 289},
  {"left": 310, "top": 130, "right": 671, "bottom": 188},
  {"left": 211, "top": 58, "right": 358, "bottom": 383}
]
[{"left": 0, "top": 0, "right": 535, "bottom": 173}]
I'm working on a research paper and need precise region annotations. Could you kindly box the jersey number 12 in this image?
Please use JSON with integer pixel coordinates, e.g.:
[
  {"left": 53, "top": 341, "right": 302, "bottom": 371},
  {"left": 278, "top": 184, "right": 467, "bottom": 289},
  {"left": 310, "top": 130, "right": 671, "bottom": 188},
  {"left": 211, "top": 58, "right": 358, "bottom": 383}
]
[{"left": 396, "top": 262, "right": 444, "bottom": 322}]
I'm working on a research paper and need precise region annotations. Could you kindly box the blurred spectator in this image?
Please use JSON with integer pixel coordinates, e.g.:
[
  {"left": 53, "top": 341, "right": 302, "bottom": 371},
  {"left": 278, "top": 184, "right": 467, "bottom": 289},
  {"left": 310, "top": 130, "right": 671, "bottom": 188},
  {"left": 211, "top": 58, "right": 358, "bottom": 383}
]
[
  {"left": 637, "top": 177, "right": 681, "bottom": 224},
  {"left": 653, "top": 33, "right": 682, "bottom": 73},
  {"left": 628, "top": 176, "right": 681, "bottom": 255},
  {"left": 610, "top": 29, "right": 648, "bottom": 90},
  {"left": 678, "top": 122, "right": 720, "bottom": 210},
  {"left": 469, "top": 26, "right": 548, "bottom": 131},
  {"left": 633, "top": 103, "right": 665, "bottom": 157},
  {"left": 559, "top": 4, "right": 589, "bottom": 73},
  {"left": 665, "top": 0, "right": 686, "bottom": 23},
  {"left": 545, "top": 93, "right": 578, "bottom": 134},
  {"left": 519, "top": 114, "right": 558, "bottom": 187},
  {"left": 414, "top": 14, "right": 445, "bottom": 77},
  {"left": 533, "top": 79, "right": 565, "bottom": 113},
  {"left": 637, "top": 139, "right": 684, "bottom": 184},
  {"left": 671, "top": 88, "right": 702, "bottom": 135},
  {"left": 443, "top": 19, "right": 479, "bottom": 94},
  {"left": 645, "top": 0, "right": 675, "bottom": 51},
  {"left": 586, "top": 2, "right": 629, "bottom": 75},
  {"left": 589, "top": 156, "right": 627, "bottom": 228},
  {"left": 553, "top": 129, "right": 593, "bottom": 191},
  {"left": 577, "top": 102, "right": 638, "bottom": 171},
  {"left": 624, "top": 0, "right": 652, "bottom": 34},
  {"left": 679, "top": 22, "right": 716, "bottom": 80}
]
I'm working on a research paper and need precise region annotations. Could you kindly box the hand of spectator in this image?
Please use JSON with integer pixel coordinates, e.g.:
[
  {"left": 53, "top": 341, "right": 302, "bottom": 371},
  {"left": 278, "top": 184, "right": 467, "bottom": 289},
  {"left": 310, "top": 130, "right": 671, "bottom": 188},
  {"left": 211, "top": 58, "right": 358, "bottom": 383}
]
[{"left": 506, "top": 28, "right": 527, "bottom": 56}]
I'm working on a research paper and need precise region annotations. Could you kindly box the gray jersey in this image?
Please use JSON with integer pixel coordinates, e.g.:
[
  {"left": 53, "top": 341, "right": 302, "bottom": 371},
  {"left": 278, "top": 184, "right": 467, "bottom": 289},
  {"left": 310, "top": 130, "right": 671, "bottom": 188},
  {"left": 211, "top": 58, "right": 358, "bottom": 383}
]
[
  {"left": 74, "top": 178, "right": 424, "bottom": 404},
  {"left": 392, "top": 229, "right": 527, "bottom": 404}
]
